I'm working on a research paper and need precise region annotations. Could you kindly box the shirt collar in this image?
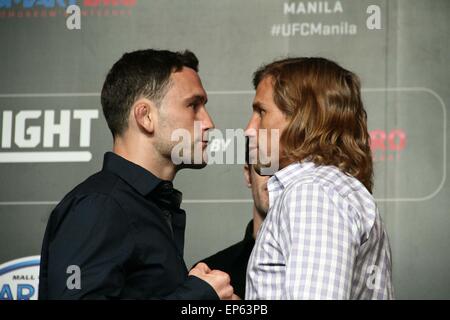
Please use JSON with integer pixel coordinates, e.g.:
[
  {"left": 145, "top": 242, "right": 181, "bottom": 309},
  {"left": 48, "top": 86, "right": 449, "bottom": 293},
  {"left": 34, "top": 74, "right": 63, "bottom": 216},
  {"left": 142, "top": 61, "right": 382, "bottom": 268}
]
[
  {"left": 102, "top": 152, "right": 162, "bottom": 197},
  {"left": 268, "top": 161, "right": 316, "bottom": 190}
]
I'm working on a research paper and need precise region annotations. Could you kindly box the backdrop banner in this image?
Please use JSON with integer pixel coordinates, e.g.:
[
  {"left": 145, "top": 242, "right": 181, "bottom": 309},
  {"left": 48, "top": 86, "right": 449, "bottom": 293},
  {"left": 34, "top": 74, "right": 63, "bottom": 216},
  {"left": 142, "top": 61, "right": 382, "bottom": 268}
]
[{"left": 0, "top": 0, "right": 449, "bottom": 300}]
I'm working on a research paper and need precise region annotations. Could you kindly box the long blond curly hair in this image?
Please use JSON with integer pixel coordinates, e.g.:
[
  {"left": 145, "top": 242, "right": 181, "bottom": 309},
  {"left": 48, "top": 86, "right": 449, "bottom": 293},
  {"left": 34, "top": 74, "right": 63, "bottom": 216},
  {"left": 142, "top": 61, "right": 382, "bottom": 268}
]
[{"left": 253, "top": 57, "right": 373, "bottom": 193}]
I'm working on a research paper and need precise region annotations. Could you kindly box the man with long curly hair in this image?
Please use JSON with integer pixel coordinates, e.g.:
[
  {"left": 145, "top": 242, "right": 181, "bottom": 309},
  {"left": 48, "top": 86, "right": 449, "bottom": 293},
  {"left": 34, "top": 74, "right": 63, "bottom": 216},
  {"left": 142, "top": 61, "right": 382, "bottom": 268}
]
[{"left": 245, "top": 57, "right": 394, "bottom": 299}]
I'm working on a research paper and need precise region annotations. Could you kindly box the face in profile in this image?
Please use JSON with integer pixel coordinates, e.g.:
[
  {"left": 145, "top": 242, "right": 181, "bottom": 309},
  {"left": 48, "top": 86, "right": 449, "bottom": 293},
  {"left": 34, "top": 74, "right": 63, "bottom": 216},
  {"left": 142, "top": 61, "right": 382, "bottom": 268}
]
[
  {"left": 245, "top": 76, "right": 289, "bottom": 175},
  {"left": 155, "top": 67, "right": 215, "bottom": 169},
  {"left": 244, "top": 164, "right": 270, "bottom": 216}
]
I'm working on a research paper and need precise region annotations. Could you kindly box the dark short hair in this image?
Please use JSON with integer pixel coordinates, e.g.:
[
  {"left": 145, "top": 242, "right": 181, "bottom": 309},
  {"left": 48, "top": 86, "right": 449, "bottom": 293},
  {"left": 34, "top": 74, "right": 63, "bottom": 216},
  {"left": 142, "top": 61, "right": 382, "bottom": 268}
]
[
  {"left": 101, "top": 49, "right": 199, "bottom": 137},
  {"left": 253, "top": 57, "right": 373, "bottom": 193}
]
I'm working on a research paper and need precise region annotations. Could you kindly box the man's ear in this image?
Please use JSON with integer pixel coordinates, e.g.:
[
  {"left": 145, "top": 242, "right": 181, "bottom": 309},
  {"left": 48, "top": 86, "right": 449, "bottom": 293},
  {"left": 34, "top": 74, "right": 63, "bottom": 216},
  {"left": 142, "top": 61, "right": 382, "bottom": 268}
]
[
  {"left": 133, "top": 98, "right": 156, "bottom": 134},
  {"left": 243, "top": 164, "right": 251, "bottom": 188}
]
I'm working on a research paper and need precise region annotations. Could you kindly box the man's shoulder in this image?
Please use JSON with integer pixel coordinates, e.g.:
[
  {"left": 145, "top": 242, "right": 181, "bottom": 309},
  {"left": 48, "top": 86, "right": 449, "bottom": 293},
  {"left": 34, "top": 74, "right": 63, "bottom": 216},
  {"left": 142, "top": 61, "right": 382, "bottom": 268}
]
[
  {"left": 51, "top": 170, "right": 124, "bottom": 218},
  {"left": 73, "top": 169, "right": 120, "bottom": 195},
  {"left": 283, "top": 164, "right": 370, "bottom": 200},
  {"left": 44, "top": 170, "right": 133, "bottom": 244},
  {"left": 60, "top": 169, "right": 123, "bottom": 201},
  {"left": 279, "top": 164, "right": 378, "bottom": 236}
]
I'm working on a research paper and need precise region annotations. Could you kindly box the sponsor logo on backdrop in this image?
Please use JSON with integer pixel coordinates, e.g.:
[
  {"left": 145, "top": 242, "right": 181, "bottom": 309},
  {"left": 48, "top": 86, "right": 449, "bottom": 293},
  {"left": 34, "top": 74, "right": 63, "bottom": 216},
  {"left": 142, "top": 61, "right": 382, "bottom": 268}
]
[
  {"left": 0, "top": 256, "right": 40, "bottom": 300},
  {"left": 0, "top": 108, "right": 99, "bottom": 163},
  {"left": 270, "top": 1, "right": 382, "bottom": 37},
  {"left": 0, "top": 0, "right": 137, "bottom": 19},
  {"left": 371, "top": 129, "right": 407, "bottom": 162}
]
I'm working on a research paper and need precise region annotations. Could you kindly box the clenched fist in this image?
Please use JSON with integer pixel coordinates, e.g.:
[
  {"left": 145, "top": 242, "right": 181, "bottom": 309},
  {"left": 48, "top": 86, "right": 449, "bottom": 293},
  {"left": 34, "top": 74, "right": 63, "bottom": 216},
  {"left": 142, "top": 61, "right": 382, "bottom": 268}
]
[{"left": 189, "top": 262, "right": 239, "bottom": 300}]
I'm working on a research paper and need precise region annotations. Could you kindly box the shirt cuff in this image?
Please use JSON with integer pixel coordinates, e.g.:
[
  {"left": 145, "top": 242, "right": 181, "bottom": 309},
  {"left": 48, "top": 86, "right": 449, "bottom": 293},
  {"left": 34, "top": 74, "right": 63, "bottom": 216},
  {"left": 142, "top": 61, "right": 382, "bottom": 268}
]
[{"left": 185, "top": 275, "right": 220, "bottom": 300}]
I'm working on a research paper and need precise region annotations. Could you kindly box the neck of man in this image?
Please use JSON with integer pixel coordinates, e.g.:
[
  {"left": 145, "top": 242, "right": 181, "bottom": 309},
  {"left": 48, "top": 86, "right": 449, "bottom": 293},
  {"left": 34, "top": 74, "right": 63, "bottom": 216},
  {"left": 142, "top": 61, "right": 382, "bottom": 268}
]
[
  {"left": 113, "top": 135, "right": 176, "bottom": 181},
  {"left": 252, "top": 205, "right": 265, "bottom": 240}
]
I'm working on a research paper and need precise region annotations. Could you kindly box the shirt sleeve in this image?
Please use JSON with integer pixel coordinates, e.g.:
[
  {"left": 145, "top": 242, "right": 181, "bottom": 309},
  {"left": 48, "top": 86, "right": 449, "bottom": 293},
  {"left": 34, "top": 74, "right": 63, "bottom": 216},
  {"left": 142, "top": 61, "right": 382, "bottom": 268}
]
[
  {"left": 42, "top": 194, "right": 218, "bottom": 300},
  {"left": 43, "top": 194, "right": 135, "bottom": 299},
  {"left": 279, "top": 182, "right": 360, "bottom": 299},
  {"left": 162, "top": 275, "right": 219, "bottom": 300}
]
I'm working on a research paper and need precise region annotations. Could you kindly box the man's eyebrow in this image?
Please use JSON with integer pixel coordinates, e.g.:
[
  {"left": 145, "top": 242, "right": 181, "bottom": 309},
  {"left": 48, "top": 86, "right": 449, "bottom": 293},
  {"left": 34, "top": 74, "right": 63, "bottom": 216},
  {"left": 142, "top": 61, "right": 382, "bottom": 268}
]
[{"left": 184, "top": 94, "right": 208, "bottom": 105}]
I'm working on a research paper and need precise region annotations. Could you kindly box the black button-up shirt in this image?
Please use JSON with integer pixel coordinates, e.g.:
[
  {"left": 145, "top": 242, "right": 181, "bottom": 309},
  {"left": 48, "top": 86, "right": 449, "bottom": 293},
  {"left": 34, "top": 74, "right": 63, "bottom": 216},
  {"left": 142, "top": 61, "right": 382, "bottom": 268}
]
[{"left": 39, "top": 152, "right": 218, "bottom": 300}]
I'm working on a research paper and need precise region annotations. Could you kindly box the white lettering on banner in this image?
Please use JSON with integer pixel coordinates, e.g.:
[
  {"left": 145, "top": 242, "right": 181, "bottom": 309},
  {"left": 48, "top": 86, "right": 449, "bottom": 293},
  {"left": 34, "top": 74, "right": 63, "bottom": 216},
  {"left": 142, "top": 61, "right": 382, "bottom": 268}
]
[
  {"left": 15, "top": 110, "right": 41, "bottom": 148},
  {"left": 271, "top": 22, "right": 357, "bottom": 37},
  {"left": 74, "top": 110, "right": 99, "bottom": 147},
  {"left": 274, "top": 1, "right": 382, "bottom": 37},
  {"left": 0, "top": 109, "right": 99, "bottom": 163},
  {"left": 43, "top": 110, "right": 71, "bottom": 148},
  {"left": 284, "top": 1, "right": 344, "bottom": 15},
  {"left": 1, "top": 110, "right": 12, "bottom": 148}
]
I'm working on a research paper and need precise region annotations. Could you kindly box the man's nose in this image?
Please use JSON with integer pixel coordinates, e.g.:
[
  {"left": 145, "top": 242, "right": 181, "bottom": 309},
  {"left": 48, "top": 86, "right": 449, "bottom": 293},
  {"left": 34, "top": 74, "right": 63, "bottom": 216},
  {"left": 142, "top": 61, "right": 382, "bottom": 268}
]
[
  {"left": 200, "top": 107, "right": 215, "bottom": 131},
  {"left": 244, "top": 114, "right": 259, "bottom": 137}
]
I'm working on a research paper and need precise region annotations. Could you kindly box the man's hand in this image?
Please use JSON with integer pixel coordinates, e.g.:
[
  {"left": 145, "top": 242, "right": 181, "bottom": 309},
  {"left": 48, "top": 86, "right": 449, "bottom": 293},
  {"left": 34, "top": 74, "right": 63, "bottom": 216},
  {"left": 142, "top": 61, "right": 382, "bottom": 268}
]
[{"left": 189, "top": 263, "right": 235, "bottom": 300}]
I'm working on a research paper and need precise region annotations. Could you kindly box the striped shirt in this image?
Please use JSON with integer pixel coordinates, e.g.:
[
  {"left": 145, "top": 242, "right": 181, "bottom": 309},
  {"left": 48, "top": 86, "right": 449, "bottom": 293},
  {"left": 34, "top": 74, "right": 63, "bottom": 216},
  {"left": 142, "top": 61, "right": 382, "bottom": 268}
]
[{"left": 246, "top": 161, "right": 394, "bottom": 300}]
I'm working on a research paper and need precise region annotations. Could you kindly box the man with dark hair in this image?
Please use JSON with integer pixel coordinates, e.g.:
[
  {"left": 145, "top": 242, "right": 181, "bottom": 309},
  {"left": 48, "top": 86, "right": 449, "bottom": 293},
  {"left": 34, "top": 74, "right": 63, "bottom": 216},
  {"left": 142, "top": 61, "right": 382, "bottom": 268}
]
[
  {"left": 39, "top": 49, "right": 236, "bottom": 300},
  {"left": 196, "top": 140, "right": 270, "bottom": 298},
  {"left": 245, "top": 57, "right": 394, "bottom": 299}
]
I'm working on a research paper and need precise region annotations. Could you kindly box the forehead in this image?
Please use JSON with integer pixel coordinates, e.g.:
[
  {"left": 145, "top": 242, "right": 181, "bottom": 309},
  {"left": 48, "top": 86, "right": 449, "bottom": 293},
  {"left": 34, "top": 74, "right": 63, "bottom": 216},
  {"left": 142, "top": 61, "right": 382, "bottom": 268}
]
[
  {"left": 168, "top": 67, "right": 207, "bottom": 98},
  {"left": 253, "top": 76, "right": 274, "bottom": 104}
]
